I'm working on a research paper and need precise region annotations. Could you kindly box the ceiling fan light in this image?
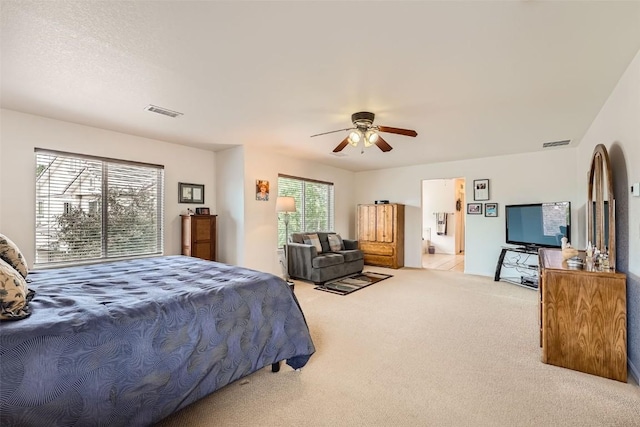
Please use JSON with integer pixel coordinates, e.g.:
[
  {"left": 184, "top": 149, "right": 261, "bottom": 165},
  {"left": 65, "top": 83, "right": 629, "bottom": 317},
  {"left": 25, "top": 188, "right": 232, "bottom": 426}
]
[
  {"left": 365, "top": 130, "right": 379, "bottom": 147},
  {"left": 348, "top": 130, "right": 362, "bottom": 146}
]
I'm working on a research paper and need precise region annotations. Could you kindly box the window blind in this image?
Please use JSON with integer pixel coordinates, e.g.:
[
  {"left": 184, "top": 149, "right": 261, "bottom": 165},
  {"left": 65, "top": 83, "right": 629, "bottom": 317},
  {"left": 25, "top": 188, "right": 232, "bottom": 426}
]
[
  {"left": 35, "top": 150, "right": 164, "bottom": 265},
  {"left": 277, "top": 175, "right": 334, "bottom": 246}
]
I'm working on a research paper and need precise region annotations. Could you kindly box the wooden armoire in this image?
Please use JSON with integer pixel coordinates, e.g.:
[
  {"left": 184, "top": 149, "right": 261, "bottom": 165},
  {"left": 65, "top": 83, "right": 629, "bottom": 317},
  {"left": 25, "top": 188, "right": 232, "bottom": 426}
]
[
  {"left": 181, "top": 214, "right": 217, "bottom": 261},
  {"left": 356, "top": 203, "right": 405, "bottom": 269}
]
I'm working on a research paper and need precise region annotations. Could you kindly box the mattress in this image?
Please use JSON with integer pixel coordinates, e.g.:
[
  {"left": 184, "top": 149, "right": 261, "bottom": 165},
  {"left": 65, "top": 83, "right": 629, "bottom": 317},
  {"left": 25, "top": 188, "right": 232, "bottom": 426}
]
[{"left": 0, "top": 255, "right": 315, "bottom": 426}]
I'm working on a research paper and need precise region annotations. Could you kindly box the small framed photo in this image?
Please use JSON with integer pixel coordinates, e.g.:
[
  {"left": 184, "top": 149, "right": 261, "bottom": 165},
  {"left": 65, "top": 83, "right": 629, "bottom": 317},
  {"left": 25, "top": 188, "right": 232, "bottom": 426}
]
[
  {"left": 179, "top": 182, "right": 205, "bottom": 204},
  {"left": 467, "top": 203, "right": 482, "bottom": 215},
  {"left": 256, "top": 179, "right": 269, "bottom": 201},
  {"left": 485, "top": 203, "right": 498, "bottom": 217},
  {"left": 473, "top": 179, "right": 490, "bottom": 201},
  {"left": 195, "top": 207, "right": 210, "bottom": 215}
]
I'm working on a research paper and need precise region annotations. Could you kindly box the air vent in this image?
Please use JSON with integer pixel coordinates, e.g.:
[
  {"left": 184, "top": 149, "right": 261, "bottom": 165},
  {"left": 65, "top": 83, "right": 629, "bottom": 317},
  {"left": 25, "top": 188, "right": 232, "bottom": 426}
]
[
  {"left": 144, "top": 105, "right": 183, "bottom": 118},
  {"left": 543, "top": 139, "right": 571, "bottom": 148}
]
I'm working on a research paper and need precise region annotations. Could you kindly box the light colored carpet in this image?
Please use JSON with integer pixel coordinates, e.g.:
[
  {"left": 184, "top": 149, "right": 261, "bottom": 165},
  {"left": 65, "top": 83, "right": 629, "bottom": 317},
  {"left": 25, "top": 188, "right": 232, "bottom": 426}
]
[{"left": 156, "top": 267, "right": 640, "bottom": 427}]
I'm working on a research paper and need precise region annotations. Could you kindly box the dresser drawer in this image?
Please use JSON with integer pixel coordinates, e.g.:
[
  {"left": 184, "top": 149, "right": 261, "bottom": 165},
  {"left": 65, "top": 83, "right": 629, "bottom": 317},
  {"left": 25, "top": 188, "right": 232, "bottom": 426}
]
[
  {"left": 363, "top": 254, "right": 394, "bottom": 268},
  {"left": 359, "top": 242, "right": 394, "bottom": 256}
]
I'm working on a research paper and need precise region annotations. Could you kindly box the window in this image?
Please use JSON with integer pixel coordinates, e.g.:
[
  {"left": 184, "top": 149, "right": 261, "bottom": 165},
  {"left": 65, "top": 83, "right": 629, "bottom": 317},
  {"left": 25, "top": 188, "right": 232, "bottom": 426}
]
[
  {"left": 277, "top": 174, "right": 334, "bottom": 246},
  {"left": 35, "top": 149, "right": 164, "bottom": 265}
]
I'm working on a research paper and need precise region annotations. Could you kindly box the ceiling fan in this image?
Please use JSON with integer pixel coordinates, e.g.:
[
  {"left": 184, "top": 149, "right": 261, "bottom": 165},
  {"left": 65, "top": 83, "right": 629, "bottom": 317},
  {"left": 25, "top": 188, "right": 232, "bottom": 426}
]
[{"left": 310, "top": 111, "right": 418, "bottom": 153}]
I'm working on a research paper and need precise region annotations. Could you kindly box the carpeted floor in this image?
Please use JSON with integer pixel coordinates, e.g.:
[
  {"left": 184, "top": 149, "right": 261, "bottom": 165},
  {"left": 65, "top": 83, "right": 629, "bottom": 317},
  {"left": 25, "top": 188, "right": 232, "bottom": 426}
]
[
  {"left": 314, "top": 271, "right": 393, "bottom": 295},
  {"left": 156, "top": 267, "right": 640, "bottom": 427}
]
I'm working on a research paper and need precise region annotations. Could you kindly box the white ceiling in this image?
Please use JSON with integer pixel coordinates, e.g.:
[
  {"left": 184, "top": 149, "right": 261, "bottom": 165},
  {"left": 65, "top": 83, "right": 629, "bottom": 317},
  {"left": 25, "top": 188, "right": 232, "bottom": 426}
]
[{"left": 2, "top": 1, "right": 640, "bottom": 172}]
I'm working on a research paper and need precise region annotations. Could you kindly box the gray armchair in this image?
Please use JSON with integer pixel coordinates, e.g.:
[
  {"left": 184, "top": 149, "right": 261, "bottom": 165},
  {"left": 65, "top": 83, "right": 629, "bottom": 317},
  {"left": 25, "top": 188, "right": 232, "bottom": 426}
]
[{"left": 287, "top": 232, "right": 364, "bottom": 285}]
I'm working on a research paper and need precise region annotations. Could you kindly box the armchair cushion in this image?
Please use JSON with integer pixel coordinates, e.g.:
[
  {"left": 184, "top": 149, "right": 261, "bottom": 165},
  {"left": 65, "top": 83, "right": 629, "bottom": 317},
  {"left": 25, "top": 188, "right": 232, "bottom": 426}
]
[
  {"left": 334, "top": 249, "right": 362, "bottom": 263},
  {"left": 312, "top": 253, "right": 344, "bottom": 268}
]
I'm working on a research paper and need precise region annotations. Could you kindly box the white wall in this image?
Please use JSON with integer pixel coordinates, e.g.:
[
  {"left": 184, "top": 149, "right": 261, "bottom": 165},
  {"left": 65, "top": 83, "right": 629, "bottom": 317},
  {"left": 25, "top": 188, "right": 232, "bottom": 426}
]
[
  {"left": 354, "top": 148, "right": 579, "bottom": 276},
  {"left": 0, "top": 134, "right": 3, "bottom": 230},
  {"left": 575, "top": 48, "right": 640, "bottom": 381},
  {"left": 0, "top": 109, "right": 216, "bottom": 266},
  {"left": 422, "top": 178, "right": 458, "bottom": 254},
  {"left": 215, "top": 146, "right": 245, "bottom": 266}
]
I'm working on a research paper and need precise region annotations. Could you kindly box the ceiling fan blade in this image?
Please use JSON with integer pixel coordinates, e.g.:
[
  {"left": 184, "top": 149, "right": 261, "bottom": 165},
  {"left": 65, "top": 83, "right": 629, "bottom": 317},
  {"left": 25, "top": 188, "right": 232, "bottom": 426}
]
[
  {"left": 377, "top": 126, "right": 418, "bottom": 137},
  {"left": 375, "top": 135, "right": 393, "bottom": 152},
  {"left": 310, "top": 127, "right": 354, "bottom": 138},
  {"left": 333, "top": 137, "right": 350, "bottom": 153}
]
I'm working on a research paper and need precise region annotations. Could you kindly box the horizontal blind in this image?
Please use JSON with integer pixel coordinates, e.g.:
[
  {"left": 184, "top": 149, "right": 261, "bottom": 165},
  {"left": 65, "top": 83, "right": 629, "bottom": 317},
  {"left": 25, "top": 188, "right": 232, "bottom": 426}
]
[
  {"left": 277, "top": 175, "right": 334, "bottom": 246},
  {"left": 35, "top": 150, "right": 164, "bottom": 265},
  {"left": 106, "top": 163, "right": 163, "bottom": 258}
]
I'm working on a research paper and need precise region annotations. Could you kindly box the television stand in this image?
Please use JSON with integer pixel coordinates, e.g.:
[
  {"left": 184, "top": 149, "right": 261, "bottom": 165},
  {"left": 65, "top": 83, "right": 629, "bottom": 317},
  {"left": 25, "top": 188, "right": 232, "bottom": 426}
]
[{"left": 494, "top": 246, "right": 540, "bottom": 289}]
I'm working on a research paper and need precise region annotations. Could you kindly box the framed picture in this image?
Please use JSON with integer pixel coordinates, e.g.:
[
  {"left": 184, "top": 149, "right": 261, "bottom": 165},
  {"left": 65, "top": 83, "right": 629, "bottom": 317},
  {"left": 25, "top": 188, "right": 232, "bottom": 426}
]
[
  {"left": 485, "top": 203, "right": 498, "bottom": 217},
  {"left": 473, "top": 179, "right": 490, "bottom": 201},
  {"left": 195, "top": 207, "right": 210, "bottom": 215},
  {"left": 467, "top": 203, "right": 482, "bottom": 215},
  {"left": 179, "top": 182, "right": 205, "bottom": 204},
  {"left": 256, "top": 179, "right": 269, "bottom": 201}
]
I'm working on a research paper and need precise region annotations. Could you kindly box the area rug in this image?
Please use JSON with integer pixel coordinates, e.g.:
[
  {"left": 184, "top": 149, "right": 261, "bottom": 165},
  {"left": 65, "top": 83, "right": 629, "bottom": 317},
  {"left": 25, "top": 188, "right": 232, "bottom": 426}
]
[{"left": 314, "top": 271, "right": 393, "bottom": 295}]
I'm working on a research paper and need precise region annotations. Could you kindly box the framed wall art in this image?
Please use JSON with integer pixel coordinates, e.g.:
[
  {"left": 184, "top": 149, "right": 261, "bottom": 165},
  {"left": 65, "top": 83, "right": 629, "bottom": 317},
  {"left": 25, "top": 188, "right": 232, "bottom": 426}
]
[
  {"left": 485, "top": 203, "right": 498, "bottom": 217},
  {"left": 467, "top": 203, "right": 482, "bottom": 215},
  {"left": 256, "top": 179, "right": 269, "bottom": 201},
  {"left": 179, "top": 182, "right": 205, "bottom": 204},
  {"left": 473, "top": 179, "right": 490, "bottom": 201}
]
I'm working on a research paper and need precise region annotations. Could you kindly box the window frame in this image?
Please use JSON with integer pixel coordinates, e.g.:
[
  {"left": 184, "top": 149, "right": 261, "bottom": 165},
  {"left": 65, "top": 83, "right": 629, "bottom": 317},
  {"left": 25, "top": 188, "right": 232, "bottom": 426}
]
[
  {"left": 277, "top": 174, "right": 334, "bottom": 246},
  {"left": 35, "top": 149, "right": 165, "bottom": 266}
]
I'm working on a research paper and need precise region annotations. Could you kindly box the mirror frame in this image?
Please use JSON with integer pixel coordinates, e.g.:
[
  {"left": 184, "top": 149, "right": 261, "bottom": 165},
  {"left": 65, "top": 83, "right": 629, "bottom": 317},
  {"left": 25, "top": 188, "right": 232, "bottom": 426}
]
[{"left": 587, "top": 144, "right": 616, "bottom": 269}]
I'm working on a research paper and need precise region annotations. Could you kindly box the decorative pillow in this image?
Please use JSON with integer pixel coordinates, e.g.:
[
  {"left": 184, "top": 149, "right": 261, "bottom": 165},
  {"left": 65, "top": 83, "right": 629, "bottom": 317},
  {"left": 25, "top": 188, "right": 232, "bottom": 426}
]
[
  {"left": 303, "top": 233, "right": 323, "bottom": 253},
  {"left": 0, "top": 233, "right": 28, "bottom": 278},
  {"left": 0, "top": 258, "right": 35, "bottom": 321},
  {"left": 328, "top": 234, "right": 344, "bottom": 251}
]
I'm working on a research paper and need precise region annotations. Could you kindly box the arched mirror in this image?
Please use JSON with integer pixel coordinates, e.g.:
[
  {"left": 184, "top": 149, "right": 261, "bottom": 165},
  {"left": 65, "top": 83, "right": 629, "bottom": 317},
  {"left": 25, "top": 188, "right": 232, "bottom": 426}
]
[{"left": 587, "top": 144, "right": 616, "bottom": 269}]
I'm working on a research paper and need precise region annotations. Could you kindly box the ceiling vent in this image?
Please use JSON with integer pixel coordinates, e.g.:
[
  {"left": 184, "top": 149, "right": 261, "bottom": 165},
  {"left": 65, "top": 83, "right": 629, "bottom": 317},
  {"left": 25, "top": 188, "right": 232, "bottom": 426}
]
[
  {"left": 543, "top": 139, "right": 571, "bottom": 148},
  {"left": 144, "top": 105, "right": 183, "bottom": 118}
]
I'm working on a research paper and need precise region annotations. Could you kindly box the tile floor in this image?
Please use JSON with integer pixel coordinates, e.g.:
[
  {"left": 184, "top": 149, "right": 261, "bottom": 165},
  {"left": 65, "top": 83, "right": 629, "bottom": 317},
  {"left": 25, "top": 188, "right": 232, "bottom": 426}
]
[{"left": 422, "top": 252, "right": 465, "bottom": 272}]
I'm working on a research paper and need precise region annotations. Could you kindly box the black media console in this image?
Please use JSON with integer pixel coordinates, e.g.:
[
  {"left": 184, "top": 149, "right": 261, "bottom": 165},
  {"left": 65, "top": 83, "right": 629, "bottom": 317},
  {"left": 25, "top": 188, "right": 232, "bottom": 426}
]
[{"left": 494, "top": 246, "right": 540, "bottom": 289}]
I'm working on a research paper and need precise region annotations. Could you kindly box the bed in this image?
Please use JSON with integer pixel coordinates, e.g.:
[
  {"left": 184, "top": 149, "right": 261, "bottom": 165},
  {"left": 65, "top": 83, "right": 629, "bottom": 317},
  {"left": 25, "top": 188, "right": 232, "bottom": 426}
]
[{"left": 0, "top": 255, "right": 315, "bottom": 426}]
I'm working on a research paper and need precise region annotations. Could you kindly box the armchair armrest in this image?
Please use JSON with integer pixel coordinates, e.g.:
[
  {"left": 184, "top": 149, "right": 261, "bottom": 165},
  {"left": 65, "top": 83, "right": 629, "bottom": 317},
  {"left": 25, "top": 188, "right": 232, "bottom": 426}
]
[
  {"left": 287, "top": 242, "right": 318, "bottom": 280},
  {"left": 343, "top": 239, "right": 359, "bottom": 250}
]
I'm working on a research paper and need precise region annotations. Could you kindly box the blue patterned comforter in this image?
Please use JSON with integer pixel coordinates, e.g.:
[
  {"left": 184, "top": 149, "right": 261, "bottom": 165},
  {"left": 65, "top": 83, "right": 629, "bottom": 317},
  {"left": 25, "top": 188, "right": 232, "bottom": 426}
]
[{"left": 0, "top": 256, "right": 315, "bottom": 426}]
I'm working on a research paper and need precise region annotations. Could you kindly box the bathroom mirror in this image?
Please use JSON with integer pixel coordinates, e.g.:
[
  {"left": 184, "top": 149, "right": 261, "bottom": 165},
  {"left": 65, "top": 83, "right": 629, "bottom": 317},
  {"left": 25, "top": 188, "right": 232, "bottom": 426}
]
[{"left": 587, "top": 144, "right": 616, "bottom": 269}]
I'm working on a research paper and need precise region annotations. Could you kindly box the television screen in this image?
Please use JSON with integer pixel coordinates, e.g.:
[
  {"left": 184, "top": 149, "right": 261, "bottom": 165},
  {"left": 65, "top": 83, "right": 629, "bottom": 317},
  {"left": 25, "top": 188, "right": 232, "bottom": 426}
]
[{"left": 505, "top": 202, "right": 571, "bottom": 248}]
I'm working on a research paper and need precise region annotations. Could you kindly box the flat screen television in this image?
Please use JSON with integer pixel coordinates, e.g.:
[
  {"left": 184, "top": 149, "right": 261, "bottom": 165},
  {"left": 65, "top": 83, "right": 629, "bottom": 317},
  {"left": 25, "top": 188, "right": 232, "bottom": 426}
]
[{"left": 505, "top": 202, "right": 571, "bottom": 249}]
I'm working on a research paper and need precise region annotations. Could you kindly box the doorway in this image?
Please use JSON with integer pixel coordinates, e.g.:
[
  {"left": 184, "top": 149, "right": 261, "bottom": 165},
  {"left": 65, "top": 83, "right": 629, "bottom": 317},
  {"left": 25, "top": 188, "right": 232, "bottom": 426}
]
[{"left": 421, "top": 178, "right": 465, "bottom": 271}]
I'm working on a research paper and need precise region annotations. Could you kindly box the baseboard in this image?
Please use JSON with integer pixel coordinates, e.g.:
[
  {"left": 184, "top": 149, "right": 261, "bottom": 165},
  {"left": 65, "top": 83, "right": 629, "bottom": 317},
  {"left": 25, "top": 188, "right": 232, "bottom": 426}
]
[{"left": 629, "top": 358, "right": 640, "bottom": 386}]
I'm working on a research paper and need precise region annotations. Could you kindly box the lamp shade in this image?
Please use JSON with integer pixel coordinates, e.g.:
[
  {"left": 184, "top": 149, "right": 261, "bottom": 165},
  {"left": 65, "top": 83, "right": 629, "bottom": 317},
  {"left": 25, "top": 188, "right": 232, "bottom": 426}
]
[
  {"left": 364, "top": 130, "right": 378, "bottom": 147},
  {"left": 276, "top": 196, "right": 296, "bottom": 213},
  {"left": 348, "top": 130, "right": 363, "bottom": 146}
]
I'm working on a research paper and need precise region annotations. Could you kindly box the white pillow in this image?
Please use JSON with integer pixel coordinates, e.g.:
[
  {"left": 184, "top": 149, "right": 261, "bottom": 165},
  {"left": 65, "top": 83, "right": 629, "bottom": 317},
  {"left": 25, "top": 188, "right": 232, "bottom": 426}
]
[
  {"left": 303, "top": 233, "right": 323, "bottom": 253},
  {"left": 0, "top": 233, "right": 28, "bottom": 278},
  {"left": 328, "top": 234, "right": 344, "bottom": 251},
  {"left": 0, "top": 258, "right": 34, "bottom": 321}
]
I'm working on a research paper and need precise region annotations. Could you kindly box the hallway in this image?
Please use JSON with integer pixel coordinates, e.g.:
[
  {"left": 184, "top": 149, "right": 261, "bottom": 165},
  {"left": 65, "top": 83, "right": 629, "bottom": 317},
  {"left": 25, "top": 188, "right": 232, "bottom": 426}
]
[{"left": 422, "top": 252, "right": 465, "bottom": 272}]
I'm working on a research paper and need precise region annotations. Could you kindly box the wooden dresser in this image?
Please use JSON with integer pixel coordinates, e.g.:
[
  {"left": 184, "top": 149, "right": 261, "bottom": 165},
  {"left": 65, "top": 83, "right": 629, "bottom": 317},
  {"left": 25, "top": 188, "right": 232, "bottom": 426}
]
[
  {"left": 181, "top": 214, "right": 217, "bottom": 261},
  {"left": 538, "top": 248, "right": 626, "bottom": 382},
  {"left": 356, "top": 203, "right": 404, "bottom": 269}
]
